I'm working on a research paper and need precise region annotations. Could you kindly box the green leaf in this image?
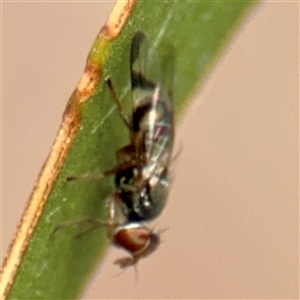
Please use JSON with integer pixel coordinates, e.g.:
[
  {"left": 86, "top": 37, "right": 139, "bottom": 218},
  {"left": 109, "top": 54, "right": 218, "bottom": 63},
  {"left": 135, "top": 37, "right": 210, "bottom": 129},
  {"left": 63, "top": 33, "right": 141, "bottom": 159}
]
[{"left": 5, "top": 1, "right": 257, "bottom": 299}]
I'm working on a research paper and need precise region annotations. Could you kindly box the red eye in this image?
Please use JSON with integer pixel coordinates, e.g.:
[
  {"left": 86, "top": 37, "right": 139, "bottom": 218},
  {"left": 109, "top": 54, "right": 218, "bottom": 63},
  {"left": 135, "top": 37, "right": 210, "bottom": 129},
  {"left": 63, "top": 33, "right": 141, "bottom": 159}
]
[
  {"left": 111, "top": 224, "right": 160, "bottom": 268},
  {"left": 113, "top": 225, "right": 152, "bottom": 254}
]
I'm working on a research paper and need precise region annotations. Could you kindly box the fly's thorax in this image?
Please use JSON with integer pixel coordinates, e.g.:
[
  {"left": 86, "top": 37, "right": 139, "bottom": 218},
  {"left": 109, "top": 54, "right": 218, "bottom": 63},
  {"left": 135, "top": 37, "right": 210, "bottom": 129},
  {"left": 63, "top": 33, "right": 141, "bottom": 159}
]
[
  {"left": 135, "top": 169, "right": 169, "bottom": 221},
  {"left": 111, "top": 222, "right": 160, "bottom": 257},
  {"left": 115, "top": 166, "right": 169, "bottom": 222}
]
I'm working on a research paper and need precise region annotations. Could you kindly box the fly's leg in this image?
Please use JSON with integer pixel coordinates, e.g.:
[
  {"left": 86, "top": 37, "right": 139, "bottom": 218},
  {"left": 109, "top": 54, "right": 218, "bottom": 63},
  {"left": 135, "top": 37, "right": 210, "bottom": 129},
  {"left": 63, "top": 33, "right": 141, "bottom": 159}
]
[
  {"left": 66, "top": 155, "right": 136, "bottom": 182},
  {"left": 105, "top": 77, "right": 132, "bottom": 131},
  {"left": 51, "top": 194, "right": 124, "bottom": 239},
  {"left": 105, "top": 76, "right": 144, "bottom": 168},
  {"left": 67, "top": 77, "right": 140, "bottom": 183},
  {"left": 114, "top": 256, "right": 138, "bottom": 269},
  {"left": 115, "top": 144, "right": 135, "bottom": 165},
  {"left": 51, "top": 218, "right": 105, "bottom": 238},
  {"left": 66, "top": 172, "right": 105, "bottom": 182},
  {"left": 51, "top": 217, "right": 108, "bottom": 240},
  {"left": 105, "top": 192, "right": 127, "bottom": 240},
  {"left": 66, "top": 160, "right": 135, "bottom": 182},
  {"left": 65, "top": 157, "right": 137, "bottom": 183},
  {"left": 52, "top": 218, "right": 108, "bottom": 240},
  {"left": 105, "top": 76, "right": 144, "bottom": 166},
  {"left": 74, "top": 219, "right": 107, "bottom": 239}
]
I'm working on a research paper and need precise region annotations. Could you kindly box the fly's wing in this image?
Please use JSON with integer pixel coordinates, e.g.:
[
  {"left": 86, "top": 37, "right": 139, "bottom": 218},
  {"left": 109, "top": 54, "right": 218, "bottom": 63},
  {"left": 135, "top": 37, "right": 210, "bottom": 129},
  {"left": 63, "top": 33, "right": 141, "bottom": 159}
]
[
  {"left": 130, "top": 31, "right": 174, "bottom": 180},
  {"left": 130, "top": 31, "right": 162, "bottom": 108}
]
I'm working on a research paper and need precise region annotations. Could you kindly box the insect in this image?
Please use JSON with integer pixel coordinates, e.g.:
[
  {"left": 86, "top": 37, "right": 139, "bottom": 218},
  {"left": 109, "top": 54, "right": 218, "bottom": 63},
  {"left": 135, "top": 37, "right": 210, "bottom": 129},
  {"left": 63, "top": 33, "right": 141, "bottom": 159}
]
[
  {"left": 104, "top": 30, "right": 174, "bottom": 268},
  {"left": 67, "top": 30, "right": 174, "bottom": 268}
]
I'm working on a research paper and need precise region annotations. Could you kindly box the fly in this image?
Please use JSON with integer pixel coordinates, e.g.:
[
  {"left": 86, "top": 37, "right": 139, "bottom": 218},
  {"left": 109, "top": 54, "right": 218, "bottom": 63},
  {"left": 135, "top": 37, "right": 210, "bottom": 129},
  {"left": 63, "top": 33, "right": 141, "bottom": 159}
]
[{"left": 65, "top": 30, "right": 174, "bottom": 268}]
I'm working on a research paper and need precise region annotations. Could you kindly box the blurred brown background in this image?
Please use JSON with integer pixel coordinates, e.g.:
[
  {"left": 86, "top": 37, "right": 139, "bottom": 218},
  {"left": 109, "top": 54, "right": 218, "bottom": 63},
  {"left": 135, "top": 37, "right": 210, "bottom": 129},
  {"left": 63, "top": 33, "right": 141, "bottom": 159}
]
[{"left": 2, "top": 2, "right": 298, "bottom": 299}]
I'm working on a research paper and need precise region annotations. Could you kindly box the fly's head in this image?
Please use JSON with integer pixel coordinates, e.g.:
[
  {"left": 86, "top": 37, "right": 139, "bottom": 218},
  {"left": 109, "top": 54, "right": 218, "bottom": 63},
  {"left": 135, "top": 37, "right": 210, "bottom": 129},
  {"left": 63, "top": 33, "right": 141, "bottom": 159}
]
[{"left": 111, "top": 222, "right": 160, "bottom": 269}]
